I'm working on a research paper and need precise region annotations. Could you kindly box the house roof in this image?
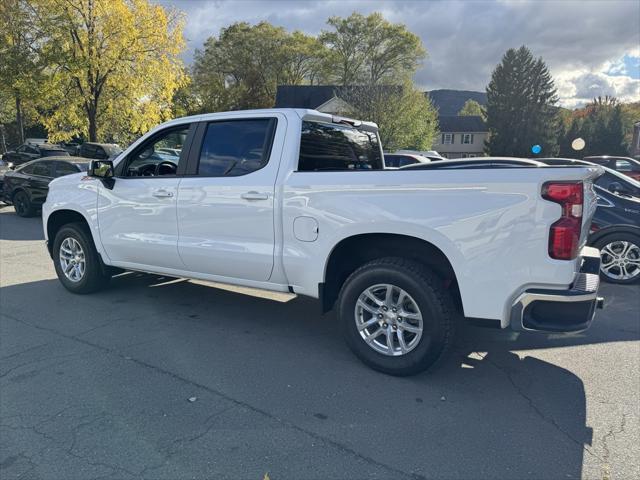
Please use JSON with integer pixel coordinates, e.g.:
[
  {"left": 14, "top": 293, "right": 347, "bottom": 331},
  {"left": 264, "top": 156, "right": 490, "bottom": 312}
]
[
  {"left": 426, "top": 89, "right": 487, "bottom": 116},
  {"left": 438, "top": 115, "right": 487, "bottom": 133},
  {"left": 274, "top": 86, "right": 488, "bottom": 132},
  {"left": 275, "top": 85, "right": 340, "bottom": 109}
]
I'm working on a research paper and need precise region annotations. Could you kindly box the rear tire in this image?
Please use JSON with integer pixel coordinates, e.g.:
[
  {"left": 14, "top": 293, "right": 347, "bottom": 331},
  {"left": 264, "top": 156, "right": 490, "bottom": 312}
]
[
  {"left": 337, "top": 257, "right": 455, "bottom": 376},
  {"left": 53, "top": 223, "right": 110, "bottom": 294},
  {"left": 593, "top": 233, "right": 640, "bottom": 284},
  {"left": 13, "top": 191, "right": 34, "bottom": 217}
]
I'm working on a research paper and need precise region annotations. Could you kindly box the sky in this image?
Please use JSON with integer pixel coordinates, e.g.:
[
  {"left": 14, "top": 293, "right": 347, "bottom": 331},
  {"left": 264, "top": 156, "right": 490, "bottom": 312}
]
[{"left": 160, "top": 0, "right": 640, "bottom": 109}]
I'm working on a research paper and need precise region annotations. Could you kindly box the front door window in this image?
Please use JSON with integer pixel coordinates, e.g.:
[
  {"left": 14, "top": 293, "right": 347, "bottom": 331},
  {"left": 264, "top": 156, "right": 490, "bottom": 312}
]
[{"left": 123, "top": 128, "right": 189, "bottom": 177}]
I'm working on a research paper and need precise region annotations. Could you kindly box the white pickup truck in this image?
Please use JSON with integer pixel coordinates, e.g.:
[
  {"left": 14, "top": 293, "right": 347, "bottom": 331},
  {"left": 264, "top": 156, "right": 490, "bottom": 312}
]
[{"left": 43, "top": 109, "right": 604, "bottom": 375}]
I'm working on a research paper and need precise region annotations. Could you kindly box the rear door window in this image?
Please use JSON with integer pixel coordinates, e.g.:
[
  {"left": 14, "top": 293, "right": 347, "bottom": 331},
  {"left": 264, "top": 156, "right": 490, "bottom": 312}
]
[
  {"left": 31, "top": 161, "right": 53, "bottom": 177},
  {"left": 196, "top": 119, "right": 276, "bottom": 177},
  {"left": 54, "top": 162, "right": 81, "bottom": 177},
  {"left": 298, "top": 121, "right": 382, "bottom": 171}
]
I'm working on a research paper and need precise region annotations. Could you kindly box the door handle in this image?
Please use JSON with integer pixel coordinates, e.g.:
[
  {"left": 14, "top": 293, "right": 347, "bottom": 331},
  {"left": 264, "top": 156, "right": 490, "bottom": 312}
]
[
  {"left": 241, "top": 191, "right": 269, "bottom": 201},
  {"left": 152, "top": 189, "right": 173, "bottom": 198}
]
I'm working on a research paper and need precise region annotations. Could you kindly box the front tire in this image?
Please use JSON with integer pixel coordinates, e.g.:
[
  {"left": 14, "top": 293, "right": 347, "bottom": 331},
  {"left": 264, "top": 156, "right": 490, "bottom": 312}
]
[
  {"left": 13, "top": 191, "right": 34, "bottom": 217},
  {"left": 337, "top": 257, "right": 455, "bottom": 376},
  {"left": 53, "top": 223, "right": 110, "bottom": 294},
  {"left": 594, "top": 233, "right": 640, "bottom": 284}
]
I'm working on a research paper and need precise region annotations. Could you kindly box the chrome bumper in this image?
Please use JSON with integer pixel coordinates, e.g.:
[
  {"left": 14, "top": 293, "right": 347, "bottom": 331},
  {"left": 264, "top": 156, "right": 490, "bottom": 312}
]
[{"left": 510, "top": 246, "right": 604, "bottom": 333}]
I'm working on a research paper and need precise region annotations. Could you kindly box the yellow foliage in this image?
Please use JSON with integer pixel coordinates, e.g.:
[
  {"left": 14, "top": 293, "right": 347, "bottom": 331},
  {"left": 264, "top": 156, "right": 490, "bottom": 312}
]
[{"left": 35, "top": 0, "right": 187, "bottom": 143}]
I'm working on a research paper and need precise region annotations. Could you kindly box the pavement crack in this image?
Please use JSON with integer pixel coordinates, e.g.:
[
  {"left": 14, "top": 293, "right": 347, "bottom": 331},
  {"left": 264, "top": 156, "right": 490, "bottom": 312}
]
[
  {"left": 1, "top": 312, "right": 425, "bottom": 480},
  {"left": 0, "top": 342, "right": 51, "bottom": 361},
  {"left": 0, "top": 351, "right": 92, "bottom": 380},
  {"left": 138, "top": 406, "right": 236, "bottom": 478},
  {"left": 600, "top": 414, "right": 627, "bottom": 480},
  {"left": 480, "top": 352, "right": 602, "bottom": 462}
]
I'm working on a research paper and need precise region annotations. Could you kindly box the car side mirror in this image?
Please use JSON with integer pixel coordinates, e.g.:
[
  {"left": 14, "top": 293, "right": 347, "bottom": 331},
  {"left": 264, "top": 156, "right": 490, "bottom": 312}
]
[
  {"left": 608, "top": 182, "right": 626, "bottom": 195},
  {"left": 88, "top": 159, "right": 115, "bottom": 189}
]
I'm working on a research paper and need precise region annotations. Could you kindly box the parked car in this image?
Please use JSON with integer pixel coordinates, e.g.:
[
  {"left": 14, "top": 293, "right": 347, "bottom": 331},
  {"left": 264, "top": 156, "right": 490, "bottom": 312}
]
[
  {"left": 0, "top": 160, "right": 11, "bottom": 201},
  {"left": 24, "top": 138, "right": 48, "bottom": 146},
  {"left": 78, "top": 142, "right": 122, "bottom": 160},
  {"left": 59, "top": 142, "right": 81, "bottom": 156},
  {"left": 395, "top": 149, "right": 446, "bottom": 161},
  {"left": 43, "top": 109, "right": 604, "bottom": 376},
  {"left": 3, "top": 157, "right": 89, "bottom": 217},
  {"left": 2, "top": 143, "right": 70, "bottom": 166},
  {"left": 583, "top": 156, "right": 640, "bottom": 181},
  {"left": 538, "top": 158, "right": 640, "bottom": 197},
  {"left": 401, "top": 157, "right": 546, "bottom": 170},
  {"left": 384, "top": 152, "right": 431, "bottom": 168},
  {"left": 588, "top": 186, "right": 640, "bottom": 284}
]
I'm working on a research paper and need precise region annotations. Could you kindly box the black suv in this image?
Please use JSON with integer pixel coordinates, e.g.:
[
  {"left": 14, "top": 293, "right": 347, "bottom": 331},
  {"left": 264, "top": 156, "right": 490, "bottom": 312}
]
[
  {"left": 3, "top": 143, "right": 70, "bottom": 166},
  {"left": 2, "top": 157, "right": 89, "bottom": 217},
  {"left": 78, "top": 142, "right": 122, "bottom": 160}
]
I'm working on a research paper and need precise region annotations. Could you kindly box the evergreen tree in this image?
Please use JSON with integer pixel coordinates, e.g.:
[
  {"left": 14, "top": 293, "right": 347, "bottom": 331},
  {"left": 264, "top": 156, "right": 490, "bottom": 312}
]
[
  {"left": 485, "top": 46, "right": 559, "bottom": 156},
  {"left": 561, "top": 97, "right": 629, "bottom": 157},
  {"left": 607, "top": 104, "right": 627, "bottom": 155}
]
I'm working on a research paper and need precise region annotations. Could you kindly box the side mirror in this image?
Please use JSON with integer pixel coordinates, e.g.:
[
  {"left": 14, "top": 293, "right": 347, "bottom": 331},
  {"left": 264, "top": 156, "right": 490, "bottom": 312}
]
[
  {"left": 608, "top": 182, "right": 626, "bottom": 195},
  {"left": 88, "top": 159, "right": 113, "bottom": 178},
  {"left": 88, "top": 159, "right": 115, "bottom": 189}
]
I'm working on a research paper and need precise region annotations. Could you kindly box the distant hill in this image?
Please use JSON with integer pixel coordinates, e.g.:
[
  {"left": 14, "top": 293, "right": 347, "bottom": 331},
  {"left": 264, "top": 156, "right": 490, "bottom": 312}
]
[{"left": 426, "top": 89, "right": 487, "bottom": 116}]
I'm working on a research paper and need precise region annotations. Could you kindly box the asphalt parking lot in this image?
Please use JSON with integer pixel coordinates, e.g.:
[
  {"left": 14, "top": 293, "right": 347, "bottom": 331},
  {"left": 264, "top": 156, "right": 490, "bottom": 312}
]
[{"left": 1, "top": 206, "right": 638, "bottom": 480}]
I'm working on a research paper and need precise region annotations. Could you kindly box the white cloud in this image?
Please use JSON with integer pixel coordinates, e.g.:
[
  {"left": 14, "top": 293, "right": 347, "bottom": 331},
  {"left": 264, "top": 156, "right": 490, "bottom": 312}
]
[
  {"left": 157, "top": 0, "right": 640, "bottom": 109},
  {"left": 554, "top": 51, "right": 640, "bottom": 108}
]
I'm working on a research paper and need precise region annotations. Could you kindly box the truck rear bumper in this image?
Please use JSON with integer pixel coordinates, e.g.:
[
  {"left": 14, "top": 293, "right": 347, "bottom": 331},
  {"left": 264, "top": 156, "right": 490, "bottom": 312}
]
[{"left": 510, "top": 246, "right": 604, "bottom": 333}]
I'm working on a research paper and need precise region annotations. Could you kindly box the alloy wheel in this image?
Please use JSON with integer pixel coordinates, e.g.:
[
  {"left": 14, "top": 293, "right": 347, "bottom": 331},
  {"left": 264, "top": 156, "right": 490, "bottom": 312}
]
[
  {"left": 59, "top": 237, "right": 86, "bottom": 282},
  {"left": 354, "top": 283, "right": 424, "bottom": 356},
  {"left": 600, "top": 240, "right": 640, "bottom": 281}
]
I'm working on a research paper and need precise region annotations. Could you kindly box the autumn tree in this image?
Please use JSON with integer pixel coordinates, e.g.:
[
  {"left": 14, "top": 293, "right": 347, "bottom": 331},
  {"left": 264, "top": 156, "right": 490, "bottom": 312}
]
[
  {"left": 458, "top": 99, "right": 485, "bottom": 119},
  {"left": 0, "top": 0, "right": 45, "bottom": 145},
  {"left": 320, "top": 12, "right": 425, "bottom": 86},
  {"left": 35, "top": 0, "right": 187, "bottom": 143},
  {"left": 192, "top": 23, "right": 328, "bottom": 112},
  {"left": 485, "top": 46, "right": 559, "bottom": 156}
]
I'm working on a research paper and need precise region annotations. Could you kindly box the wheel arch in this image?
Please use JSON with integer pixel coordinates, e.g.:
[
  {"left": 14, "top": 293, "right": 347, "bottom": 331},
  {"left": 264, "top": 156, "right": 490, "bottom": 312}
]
[
  {"left": 321, "top": 233, "right": 463, "bottom": 315},
  {"left": 46, "top": 209, "right": 93, "bottom": 257},
  {"left": 10, "top": 187, "right": 29, "bottom": 202},
  {"left": 589, "top": 225, "right": 640, "bottom": 245}
]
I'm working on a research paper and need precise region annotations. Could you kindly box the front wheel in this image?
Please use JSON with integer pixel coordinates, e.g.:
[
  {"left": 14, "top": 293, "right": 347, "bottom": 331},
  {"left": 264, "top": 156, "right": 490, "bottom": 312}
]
[
  {"left": 53, "top": 223, "right": 110, "bottom": 294},
  {"left": 337, "top": 257, "right": 455, "bottom": 376},
  {"left": 13, "top": 191, "right": 34, "bottom": 217},
  {"left": 594, "top": 234, "right": 640, "bottom": 284}
]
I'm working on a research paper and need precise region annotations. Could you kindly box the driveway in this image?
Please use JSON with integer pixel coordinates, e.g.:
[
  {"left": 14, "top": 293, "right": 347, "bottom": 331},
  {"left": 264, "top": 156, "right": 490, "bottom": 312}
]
[{"left": 1, "top": 206, "right": 639, "bottom": 480}]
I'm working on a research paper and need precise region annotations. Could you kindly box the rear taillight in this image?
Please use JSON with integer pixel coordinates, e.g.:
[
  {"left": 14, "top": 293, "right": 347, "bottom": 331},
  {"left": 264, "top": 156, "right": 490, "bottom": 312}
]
[{"left": 542, "top": 182, "right": 584, "bottom": 260}]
